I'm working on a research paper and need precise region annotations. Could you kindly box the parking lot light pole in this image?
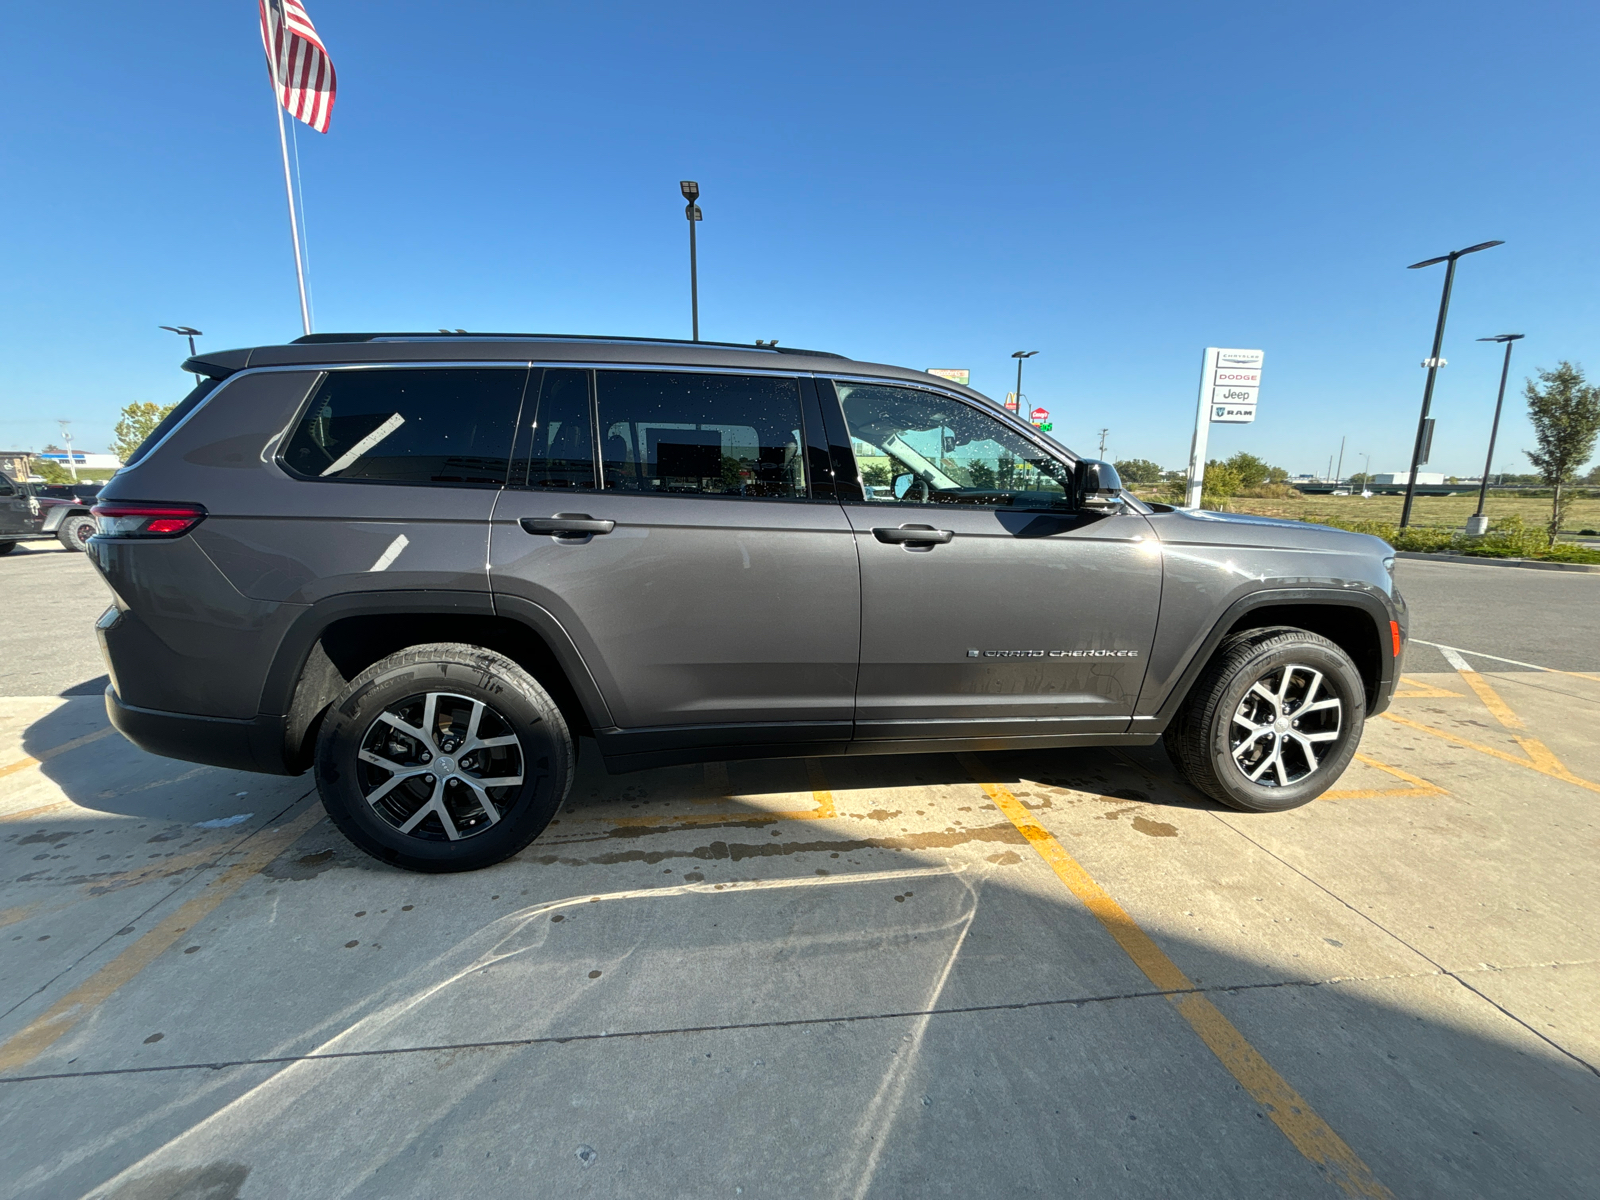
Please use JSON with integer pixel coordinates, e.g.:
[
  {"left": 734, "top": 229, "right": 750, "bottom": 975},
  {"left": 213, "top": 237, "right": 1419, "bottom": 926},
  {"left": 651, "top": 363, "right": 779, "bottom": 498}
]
[
  {"left": 1011, "top": 350, "right": 1037, "bottom": 414},
  {"left": 680, "top": 182, "right": 702, "bottom": 341},
  {"left": 1399, "top": 240, "right": 1504, "bottom": 528},
  {"left": 161, "top": 326, "right": 205, "bottom": 387},
  {"left": 1466, "top": 333, "right": 1524, "bottom": 537}
]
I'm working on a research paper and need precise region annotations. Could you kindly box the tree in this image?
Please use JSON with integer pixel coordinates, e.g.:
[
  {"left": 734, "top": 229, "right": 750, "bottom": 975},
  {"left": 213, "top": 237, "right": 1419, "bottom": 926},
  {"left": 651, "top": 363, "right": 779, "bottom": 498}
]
[
  {"left": 1203, "top": 459, "right": 1243, "bottom": 499},
  {"left": 1523, "top": 362, "right": 1600, "bottom": 536},
  {"left": 1582, "top": 463, "right": 1600, "bottom": 485},
  {"left": 1222, "top": 451, "right": 1283, "bottom": 489},
  {"left": 1112, "top": 458, "right": 1163, "bottom": 484},
  {"left": 111, "top": 401, "right": 177, "bottom": 464}
]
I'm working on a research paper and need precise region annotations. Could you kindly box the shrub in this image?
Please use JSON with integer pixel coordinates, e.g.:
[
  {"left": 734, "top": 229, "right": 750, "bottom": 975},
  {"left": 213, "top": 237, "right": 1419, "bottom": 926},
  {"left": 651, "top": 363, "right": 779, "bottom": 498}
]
[{"left": 1300, "top": 512, "right": 1600, "bottom": 563}]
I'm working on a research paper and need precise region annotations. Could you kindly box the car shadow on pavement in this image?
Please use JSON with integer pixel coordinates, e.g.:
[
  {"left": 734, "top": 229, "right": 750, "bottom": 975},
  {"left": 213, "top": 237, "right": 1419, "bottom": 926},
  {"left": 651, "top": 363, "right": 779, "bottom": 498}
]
[{"left": 0, "top": 806, "right": 1594, "bottom": 1200}]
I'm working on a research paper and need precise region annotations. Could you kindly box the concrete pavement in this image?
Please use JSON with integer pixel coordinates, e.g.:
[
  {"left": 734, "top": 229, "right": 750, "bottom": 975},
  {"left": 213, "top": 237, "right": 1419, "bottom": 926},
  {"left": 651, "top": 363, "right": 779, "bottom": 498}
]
[{"left": 1, "top": 550, "right": 1596, "bottom": 1198}]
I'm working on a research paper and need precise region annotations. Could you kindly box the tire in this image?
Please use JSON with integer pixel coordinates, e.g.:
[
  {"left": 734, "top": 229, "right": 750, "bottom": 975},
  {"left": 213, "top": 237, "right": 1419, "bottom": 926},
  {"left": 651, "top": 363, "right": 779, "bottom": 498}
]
[
  {"left": 0, "top": 542, "right": 15, "bottom": 556},
  {"left": 56, "top": 513, "right": 98, "bottom": 552},
  {"left": 1166, "top": 627, "right": 1364, "bottom": 813},
  {"left": 314, "top": 642, "right": 574, "bottom": 873}
]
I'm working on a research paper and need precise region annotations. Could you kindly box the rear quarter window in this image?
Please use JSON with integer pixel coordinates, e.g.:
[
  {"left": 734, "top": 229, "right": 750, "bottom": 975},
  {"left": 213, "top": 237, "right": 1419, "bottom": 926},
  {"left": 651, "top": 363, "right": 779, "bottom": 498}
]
[{"left": 281, "top": 368, "right": 527, "bottom": 487}]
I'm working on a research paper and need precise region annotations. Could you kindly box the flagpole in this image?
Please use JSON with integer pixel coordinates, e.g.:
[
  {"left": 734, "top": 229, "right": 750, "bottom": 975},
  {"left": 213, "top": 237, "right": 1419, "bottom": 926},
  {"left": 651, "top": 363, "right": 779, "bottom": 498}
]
[{"left": 265, "top": 3, "right": 312, "bottom": 336}]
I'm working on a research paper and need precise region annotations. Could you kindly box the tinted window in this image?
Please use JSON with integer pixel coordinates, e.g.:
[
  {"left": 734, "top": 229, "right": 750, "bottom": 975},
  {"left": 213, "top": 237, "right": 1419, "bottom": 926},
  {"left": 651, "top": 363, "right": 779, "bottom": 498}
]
[
  {"left": 835, "top": 382, "right": 1073, "bottom": 509},
  {"left": 124, "top": 379, "right": 219, "bottom": 468},
  {"left": 511, "top": 368, "right": 596, "bottom": 489},
  {"left": 0, "top": 478, "right": 13, "bottom": 497},
  {"left": 283, "top": 368, "right": 525, "bottom": 486},
  {"left": 597, "top": 371, "right": 806, "bottom": 498}
]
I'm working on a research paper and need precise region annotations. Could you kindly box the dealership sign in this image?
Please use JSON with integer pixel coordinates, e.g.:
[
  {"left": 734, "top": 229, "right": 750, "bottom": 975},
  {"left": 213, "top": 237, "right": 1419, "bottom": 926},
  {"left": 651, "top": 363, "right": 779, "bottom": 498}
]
[
  {"left": 1184, "top": 347, "right": 1265, "bottom": 507},
  {"left": 1209, "top": 349, "right": 1263, "bottom": 424}
]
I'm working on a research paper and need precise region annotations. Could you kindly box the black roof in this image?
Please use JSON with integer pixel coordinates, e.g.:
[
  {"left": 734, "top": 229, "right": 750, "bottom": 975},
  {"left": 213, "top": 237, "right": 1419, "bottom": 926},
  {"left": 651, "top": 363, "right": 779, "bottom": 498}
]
[{"left": 180, "top": 333, "right": 997, "bottom": 408}]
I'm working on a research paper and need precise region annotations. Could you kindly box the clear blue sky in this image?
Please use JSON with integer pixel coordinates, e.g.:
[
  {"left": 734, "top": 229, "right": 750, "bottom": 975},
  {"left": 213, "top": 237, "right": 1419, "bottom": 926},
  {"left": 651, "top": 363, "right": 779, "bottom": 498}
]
[{"left": 4, "top": 1, "right": 1597, "bottom": 478}]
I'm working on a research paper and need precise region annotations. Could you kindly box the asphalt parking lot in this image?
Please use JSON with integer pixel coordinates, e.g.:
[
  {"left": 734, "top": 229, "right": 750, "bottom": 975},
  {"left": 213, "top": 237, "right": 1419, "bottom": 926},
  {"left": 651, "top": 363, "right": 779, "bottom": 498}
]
[{"left": 2, "top": 543, "right": 1597, "bottom": 1199}]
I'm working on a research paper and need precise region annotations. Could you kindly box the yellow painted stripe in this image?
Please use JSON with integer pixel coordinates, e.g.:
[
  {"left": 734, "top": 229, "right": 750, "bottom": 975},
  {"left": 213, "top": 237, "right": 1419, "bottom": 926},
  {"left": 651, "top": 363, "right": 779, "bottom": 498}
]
[
  {"left": 0, "top": 725, "right": 118, "bottom": 781},
  {"left": 1322, "top": 752, "right": 1448, "bottom": 800},
  {"left": 1392, "top": 676, "right": 1464, "bottom": 699},
  {"left": 961, "top": 755, "right": 1392, "bottom": 1200},
  {"left": 0, "top": 805, "right": 321, "bottom": 1075},
  {"left": 1381, "top": 713, "right": 1600, "bottom": 795},
  {"left": 1456, "top": 671, "right": 1526, "bottom": 730}
]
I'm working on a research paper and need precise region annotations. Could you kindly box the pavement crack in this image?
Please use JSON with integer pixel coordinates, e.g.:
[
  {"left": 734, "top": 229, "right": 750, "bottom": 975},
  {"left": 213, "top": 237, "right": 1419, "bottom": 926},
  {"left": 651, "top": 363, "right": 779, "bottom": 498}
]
[
  {"left": 0, "top": 789, "right": 318, "bottom": 1027},
  {"left": 1210, "top": 812, "right": 1600, "bottom": 1079},
  {"left": 0, "top": 968, "right": 1472, "bottom": 1086}
]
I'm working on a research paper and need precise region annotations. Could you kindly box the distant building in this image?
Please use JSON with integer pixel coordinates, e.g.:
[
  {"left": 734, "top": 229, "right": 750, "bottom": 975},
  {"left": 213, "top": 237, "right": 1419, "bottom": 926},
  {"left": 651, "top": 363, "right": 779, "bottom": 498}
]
[
  {"left": 38, "top": 452, "right": 123, "bottom": 470},
  {"left": 1371, "top": 471, "right": 1445, "bottom": 486}
]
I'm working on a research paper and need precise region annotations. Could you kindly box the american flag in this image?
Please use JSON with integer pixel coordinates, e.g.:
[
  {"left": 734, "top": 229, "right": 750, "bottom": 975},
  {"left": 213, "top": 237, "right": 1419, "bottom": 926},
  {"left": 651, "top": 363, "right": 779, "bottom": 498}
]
[{"left": 259, "top": 0, "right": 337, "bottom": 134}]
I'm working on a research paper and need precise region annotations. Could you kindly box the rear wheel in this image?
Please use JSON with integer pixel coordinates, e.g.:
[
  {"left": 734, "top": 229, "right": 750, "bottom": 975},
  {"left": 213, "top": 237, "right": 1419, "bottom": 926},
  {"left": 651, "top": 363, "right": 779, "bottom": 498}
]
[
  {"left": 314, "top": 643, "right": 574, "bottom": 872},
  {"left": 0, "top": 541, "right": 15, "bottom": 556},
  {"left": 56, "top": 513, "right": 98, "bottom": 551},
  {"left": 1166, "top": 628, "right": 1364, "bottom": 813}
]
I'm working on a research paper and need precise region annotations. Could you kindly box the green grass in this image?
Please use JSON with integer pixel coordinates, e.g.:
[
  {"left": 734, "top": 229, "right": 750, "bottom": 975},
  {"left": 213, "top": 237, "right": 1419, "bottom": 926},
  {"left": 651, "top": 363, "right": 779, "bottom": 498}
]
[{"left": 1213, "top": 489, "right": 1600, "bottom": 537}]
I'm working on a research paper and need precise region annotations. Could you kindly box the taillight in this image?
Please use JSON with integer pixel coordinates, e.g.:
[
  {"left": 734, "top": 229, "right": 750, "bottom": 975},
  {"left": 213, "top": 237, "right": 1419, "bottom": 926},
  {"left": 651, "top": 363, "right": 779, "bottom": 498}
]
[{"left": 90, "top": 502, "right": 207, "bottom": 539}]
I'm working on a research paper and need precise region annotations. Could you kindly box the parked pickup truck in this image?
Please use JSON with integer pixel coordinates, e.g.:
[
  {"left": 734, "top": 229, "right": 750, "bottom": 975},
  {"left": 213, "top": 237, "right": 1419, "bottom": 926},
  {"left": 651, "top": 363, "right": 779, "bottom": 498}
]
[{"left": 0, "top": 471, "right": 101, "bottom": 553}]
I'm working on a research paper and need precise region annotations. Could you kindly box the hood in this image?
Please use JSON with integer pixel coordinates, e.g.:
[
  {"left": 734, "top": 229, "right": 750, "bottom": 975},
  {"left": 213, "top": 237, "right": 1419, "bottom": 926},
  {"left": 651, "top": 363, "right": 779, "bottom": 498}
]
[{"left": 1147, "top": 505, "right": 1393, "bottom": 556}]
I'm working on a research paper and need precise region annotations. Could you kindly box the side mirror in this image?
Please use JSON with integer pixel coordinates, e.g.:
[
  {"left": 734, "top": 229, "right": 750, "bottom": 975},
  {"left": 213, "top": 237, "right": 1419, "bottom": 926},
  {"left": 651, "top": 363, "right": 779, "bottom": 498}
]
[{"left": 1076, "top": 459, "right": 1124, "bottom": 513}]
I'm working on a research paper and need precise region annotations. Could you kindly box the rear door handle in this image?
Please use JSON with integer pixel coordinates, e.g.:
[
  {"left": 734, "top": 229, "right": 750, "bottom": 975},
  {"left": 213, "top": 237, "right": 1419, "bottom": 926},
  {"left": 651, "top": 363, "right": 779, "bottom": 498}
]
[
  {"left": 520, "top": 514, "right": 616, "bottom": 537},
  {"left": 872, "top": 524, "right": 953, "bottom": 545}
]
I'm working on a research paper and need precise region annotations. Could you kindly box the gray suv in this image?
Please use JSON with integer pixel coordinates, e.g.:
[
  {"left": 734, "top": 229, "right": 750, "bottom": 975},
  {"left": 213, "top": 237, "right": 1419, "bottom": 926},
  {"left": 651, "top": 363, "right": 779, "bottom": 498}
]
[{"left": 89, "top": 333, "right": 1406, "bottom": 872}]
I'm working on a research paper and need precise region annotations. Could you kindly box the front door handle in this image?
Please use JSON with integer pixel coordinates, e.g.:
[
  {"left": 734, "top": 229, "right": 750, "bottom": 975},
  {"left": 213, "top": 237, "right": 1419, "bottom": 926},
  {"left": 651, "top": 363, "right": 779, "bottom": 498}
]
[
  {"left": 872, "top": 524, "right": 953, "bottom": 545},
  {"left": 520, "top": 514, "right": 616, "bottom": 537}
]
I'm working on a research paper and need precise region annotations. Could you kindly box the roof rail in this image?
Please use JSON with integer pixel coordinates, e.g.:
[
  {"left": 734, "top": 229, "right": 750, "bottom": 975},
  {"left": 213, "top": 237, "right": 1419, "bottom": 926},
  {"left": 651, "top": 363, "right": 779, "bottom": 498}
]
[{"left": 287, "top": 332, "right": 846, "bottom": 358}]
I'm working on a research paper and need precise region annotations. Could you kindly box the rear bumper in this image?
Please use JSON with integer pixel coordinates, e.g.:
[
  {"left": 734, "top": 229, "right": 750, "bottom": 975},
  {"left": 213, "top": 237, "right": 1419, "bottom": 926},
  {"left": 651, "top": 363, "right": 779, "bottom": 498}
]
[{"left": 105, "top": 687, "right": 300, "bottom": 776}]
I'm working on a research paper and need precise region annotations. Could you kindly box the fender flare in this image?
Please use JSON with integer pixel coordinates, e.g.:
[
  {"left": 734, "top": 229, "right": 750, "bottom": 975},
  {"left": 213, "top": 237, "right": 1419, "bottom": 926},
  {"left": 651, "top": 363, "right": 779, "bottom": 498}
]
[
  {"left": 1147, "top": 586, "right": 1399, "bottom": 723},
  {"left": 257, "top": 590, "right": 615, "bottom": 731}
]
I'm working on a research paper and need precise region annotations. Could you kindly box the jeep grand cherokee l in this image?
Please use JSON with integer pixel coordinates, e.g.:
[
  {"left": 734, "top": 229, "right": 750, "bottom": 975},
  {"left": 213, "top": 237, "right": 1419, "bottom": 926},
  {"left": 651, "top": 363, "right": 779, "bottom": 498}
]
[{"left": 88, "top": 333, "right": 1405, "bottom": 872}]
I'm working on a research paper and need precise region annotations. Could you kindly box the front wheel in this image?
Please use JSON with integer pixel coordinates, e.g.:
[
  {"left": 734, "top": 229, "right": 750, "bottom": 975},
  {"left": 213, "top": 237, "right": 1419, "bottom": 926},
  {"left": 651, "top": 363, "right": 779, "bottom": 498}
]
[
  {"left": 0, "top": 541, "right": 15, "bottom": 556},
  {"left": 1166, "top": 628, "right": 1364, "bottom": 813},
  {"left": 314, "top": 643, "right": 574, "bottom": 872}
]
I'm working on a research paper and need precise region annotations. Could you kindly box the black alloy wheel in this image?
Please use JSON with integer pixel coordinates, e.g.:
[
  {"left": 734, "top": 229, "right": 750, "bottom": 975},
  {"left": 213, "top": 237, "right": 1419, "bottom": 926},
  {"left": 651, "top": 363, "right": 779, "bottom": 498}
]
[
  {"left": 315, "top": 643, "right": 574, "bottom": 872},
  {"left": 1165, "top": 627, "right": 1365, "bottom": 813}
]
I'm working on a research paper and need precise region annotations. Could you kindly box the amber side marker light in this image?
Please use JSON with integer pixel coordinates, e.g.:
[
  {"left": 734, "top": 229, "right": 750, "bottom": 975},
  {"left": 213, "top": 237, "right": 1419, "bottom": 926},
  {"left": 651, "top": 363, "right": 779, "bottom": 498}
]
[
  {"left": 1390, "top": 620, "right": 1403, "bottom": 657},
  {"left": 90, "top": 502, "right": 207, "bottom": 539}
]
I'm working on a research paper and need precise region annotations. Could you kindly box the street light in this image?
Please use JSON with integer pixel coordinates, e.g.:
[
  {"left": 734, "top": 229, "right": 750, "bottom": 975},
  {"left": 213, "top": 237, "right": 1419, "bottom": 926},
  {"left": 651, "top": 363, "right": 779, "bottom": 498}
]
[
  {"left": 679, "top": 182, "right": 702, "bottom": 342},
  {"left": 1465, "top": 334, "right": 1524, "bottom": 537},
  {"left": 1011, "top": 350, "right": 1037, "bottom": 416},
  {"left": 161, "top": 326, "right": 205, "bottom": 388},
  {"left": 1398, "top": 240, "right": 1504, "bottom": 527}
]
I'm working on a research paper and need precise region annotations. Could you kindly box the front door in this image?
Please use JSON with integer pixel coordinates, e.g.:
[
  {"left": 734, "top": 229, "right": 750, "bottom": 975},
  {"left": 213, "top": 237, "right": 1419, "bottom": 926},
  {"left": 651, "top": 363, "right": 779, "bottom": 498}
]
[
  {"left": 489, "top": 368, "right": 859, "bottom": 762},
  {"left": 827, "top": 380, "right": 1162, "bottom": 745}
]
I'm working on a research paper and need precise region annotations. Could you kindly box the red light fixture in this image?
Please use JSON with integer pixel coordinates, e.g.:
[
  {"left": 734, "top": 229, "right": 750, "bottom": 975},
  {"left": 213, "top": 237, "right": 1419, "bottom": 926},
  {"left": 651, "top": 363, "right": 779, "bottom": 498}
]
[{"left": 90, "top": 502, "right": 207, "bottom": 539}]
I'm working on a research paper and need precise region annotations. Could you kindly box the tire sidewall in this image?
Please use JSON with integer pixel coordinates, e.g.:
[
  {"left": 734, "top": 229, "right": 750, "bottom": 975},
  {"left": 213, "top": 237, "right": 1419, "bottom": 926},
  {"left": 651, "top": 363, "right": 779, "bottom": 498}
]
[
  {"left": 58, "top": 515, "right": 96, "bottom": 551},
  {"left": 1205, "top": 639, "right": 1364, "bottom": 812},
  {"left": 315, "top": 648, "right": 571, "bottom": 872}
]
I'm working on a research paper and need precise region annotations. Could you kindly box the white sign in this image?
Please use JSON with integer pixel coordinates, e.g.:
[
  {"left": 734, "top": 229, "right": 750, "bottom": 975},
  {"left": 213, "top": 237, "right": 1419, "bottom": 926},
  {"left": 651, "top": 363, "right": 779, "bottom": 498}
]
[
  {"left": 1185, "top": 347, "right": 1265, "bottom": 507},
  {"left": 1215, "top": 349, "right": 1264, "bottom": 369},
  {"left": 1212, "top": 385, "right": 1258, "bottom": 406},
  {"left": 1213, "top": 367, "right": 1262, "bottom": 388}
]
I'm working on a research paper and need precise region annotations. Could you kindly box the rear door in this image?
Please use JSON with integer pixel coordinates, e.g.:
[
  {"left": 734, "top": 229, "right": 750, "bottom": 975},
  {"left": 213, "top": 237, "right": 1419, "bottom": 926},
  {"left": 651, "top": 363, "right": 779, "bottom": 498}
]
[
  {"left": 0, "top": 475, "right": 29, "bottom": 537},
  {"left": 826, "top": 379, "right": 1162, "bottom": 744},
  {"left": 488, "top": 368, "right": 859, "bottom": 758}
]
